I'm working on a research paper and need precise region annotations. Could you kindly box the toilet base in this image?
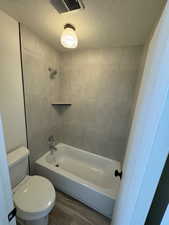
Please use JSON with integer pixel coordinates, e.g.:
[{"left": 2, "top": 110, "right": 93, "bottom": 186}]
[{"left": 17, "top": 216, "right": 48, "bottom": 225}]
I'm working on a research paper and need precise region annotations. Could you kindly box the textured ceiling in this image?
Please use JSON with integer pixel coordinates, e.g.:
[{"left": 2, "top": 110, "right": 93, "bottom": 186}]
[{"left": 0, "top": 0, "right": 166, "bottom": 52}]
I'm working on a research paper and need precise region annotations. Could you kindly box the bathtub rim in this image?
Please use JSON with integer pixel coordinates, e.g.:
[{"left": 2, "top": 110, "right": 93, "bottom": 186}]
[
  {"left": 55, "top": 143, "right": 122, "bottom": 167},
  {"left": 35, "top": 143, "right": 121, "bottom": 199}
]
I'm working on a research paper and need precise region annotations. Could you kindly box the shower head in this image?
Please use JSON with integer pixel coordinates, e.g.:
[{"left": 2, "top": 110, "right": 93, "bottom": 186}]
[{"left": 48, "top": 67, "right": 58, "bottom": 79}]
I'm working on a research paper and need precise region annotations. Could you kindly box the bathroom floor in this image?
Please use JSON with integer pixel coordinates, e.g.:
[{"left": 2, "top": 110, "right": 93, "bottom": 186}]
[{"left": 48, "top": 190, "right": 111, "bottom": 225}]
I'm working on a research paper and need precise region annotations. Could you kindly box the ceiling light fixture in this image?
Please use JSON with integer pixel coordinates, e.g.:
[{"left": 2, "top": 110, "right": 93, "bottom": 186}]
[{"left": 61, "top": 24, "right": 78, "bottom": 49}]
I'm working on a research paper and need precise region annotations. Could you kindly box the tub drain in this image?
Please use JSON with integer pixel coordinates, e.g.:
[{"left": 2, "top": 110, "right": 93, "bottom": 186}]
[{"left": 55, "top": 164, "right": 59, "bottom": 167}]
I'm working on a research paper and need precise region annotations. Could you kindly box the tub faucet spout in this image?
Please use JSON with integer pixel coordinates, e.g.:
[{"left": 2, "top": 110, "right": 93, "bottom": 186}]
[
  {"left": 49, "top": 145, "right": 57, "bottom": 155},
  {"left": 48, "top": 135, "right": 57, "bottom": 155}
]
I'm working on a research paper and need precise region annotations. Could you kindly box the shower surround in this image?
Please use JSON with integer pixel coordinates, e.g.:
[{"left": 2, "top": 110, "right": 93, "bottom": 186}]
[
  {"left": 59, "top": 47, "right": 143, "bottom": 162},
  {"left": 20, "top": 25, "right": 61, "bottom": 170},
  {"left": 21, "top": 25, "right": 143, "bottom": 165}
]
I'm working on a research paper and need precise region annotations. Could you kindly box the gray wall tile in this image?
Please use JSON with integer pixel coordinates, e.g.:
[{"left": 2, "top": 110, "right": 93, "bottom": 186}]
[
  {"left": 21, "top": 25, "right": 61, "bottom": 170},
  {"left": 60, "top": 47, "right": 143, "bottom": 162}
]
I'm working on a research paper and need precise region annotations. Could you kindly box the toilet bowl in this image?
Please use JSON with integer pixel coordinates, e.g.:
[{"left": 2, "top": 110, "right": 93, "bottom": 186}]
[
  {"left": 7, "top": 147, "right": 56, "bottom": 225},
  {"left": 13, "top": 175, "right": 55, "bottom": 225}
]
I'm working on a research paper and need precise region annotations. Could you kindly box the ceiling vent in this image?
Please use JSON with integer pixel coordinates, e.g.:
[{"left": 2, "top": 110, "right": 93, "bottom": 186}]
[{"left": 50, "top": 0, "right": 85, "bottom": 14}]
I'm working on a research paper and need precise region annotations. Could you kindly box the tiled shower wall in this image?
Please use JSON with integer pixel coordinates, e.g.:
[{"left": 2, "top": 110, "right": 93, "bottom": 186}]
[
  {"left": 21, "top": 24, "right": 143, "bottom": 164},
  {"left": 59, "top": 47, "right": 143, "bottom": 161},
  {"left": 20, "top": 25, "right": 61, "bottom": 168}
]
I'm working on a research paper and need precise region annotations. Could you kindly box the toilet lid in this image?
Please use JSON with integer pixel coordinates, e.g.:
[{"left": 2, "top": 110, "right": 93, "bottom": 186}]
[{"left": 14, "top": 176, "right": 55, "bottom": 215}]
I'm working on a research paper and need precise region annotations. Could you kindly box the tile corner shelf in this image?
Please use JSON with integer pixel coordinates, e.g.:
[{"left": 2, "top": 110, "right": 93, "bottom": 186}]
[{"left": 51, "top": 103, "right": 72, "bottom": 106}]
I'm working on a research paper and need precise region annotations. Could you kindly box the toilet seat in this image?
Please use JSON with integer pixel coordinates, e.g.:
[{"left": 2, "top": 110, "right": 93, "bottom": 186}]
[{"left": 14, "top": 175, "right": 55, "bottom": 221}]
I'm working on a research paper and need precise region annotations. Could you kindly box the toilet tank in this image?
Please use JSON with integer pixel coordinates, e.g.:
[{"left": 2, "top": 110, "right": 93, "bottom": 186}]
[{"left": 7, "top": 147, "right": 29, "bottom": 188}]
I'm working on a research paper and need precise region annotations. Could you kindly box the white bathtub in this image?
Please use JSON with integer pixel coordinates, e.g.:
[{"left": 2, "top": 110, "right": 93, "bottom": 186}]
[{"left": 35, "top": 143, "right": 121, "bottom": 218}]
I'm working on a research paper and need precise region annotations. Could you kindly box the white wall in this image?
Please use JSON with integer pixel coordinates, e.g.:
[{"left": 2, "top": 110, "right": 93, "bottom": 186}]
[
  {"left": 0, "top": 10, "right": 27, "bottom": 152},
  {"left": 112, "top": 1, "right": 169, "bottom": 224},
  {"left": 0, "top": 117, "right": 16, "bottom": 225}
]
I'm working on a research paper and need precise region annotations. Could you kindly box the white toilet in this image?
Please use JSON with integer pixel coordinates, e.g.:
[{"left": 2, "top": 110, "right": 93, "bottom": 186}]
[{"left": 7, "top": 146, "right": 56, "bottom": 225}]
